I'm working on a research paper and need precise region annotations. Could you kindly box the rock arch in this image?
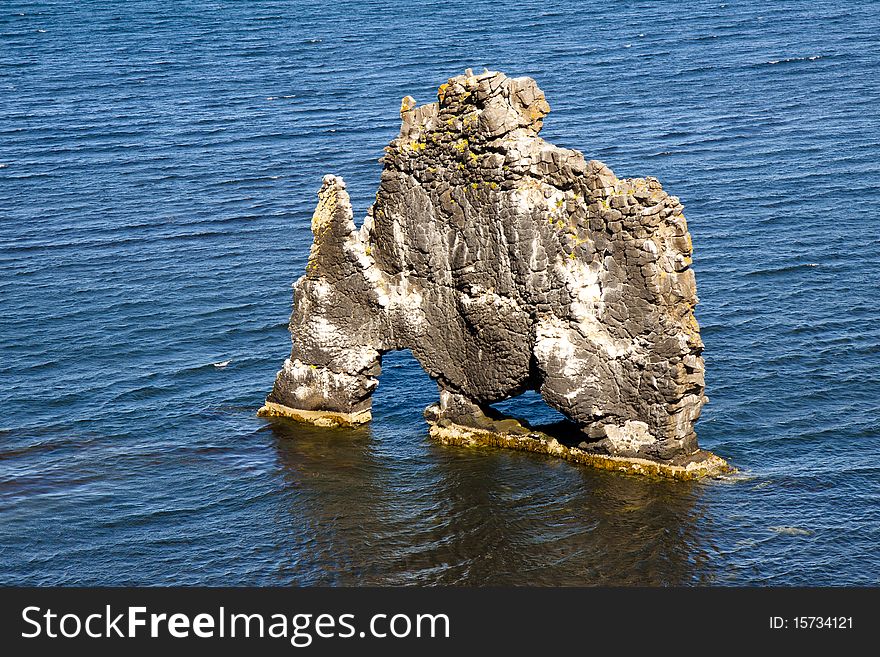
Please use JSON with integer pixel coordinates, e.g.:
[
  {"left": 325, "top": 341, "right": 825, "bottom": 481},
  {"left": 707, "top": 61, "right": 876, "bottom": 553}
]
[{"left": 259, "top": 70, "right": 730, "bottom": 479}]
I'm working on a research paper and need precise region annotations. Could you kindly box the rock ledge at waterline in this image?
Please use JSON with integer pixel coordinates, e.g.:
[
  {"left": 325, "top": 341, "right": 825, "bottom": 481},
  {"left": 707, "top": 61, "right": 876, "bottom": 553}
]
[{"left": 259, "top": 69, "right": 731, "bottom": 480}]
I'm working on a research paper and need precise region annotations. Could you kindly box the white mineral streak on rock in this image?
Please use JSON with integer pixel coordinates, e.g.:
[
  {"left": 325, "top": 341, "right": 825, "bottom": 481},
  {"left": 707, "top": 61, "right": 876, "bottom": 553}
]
[
  {"left": 558, "top": 258, "right": 631, "bottom": 360},
  {"left": 310, "top": 316, "right": 337, "bottom": 344},
  {"left": 562, "top": 258, "right": 601, "bottom": 323},
  {"left": 333, "top": 345, "right": 381, "bottom": 374},
  {"left": 602, "top": 420, "right": 657, "bottom": 452},
  {"left": 312, "top": 279, "right": 331, "bottom": 299},
  {"left": 533, "top": 317, "right": 582, "bottom": 378}
]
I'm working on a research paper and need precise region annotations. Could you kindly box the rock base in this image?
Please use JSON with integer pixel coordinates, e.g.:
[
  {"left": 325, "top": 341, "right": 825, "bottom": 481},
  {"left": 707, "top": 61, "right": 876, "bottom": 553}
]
[
  {"left": 427, "top": 417, "right": 732, "bottom": 481},
  {"left": 256, "top": 401, "right": 371, "bottom": 428}
]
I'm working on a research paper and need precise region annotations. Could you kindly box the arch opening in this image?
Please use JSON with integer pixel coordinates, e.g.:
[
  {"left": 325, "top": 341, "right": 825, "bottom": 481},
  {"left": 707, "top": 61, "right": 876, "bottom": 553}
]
[
  {"left": 489, "top": 390, "right": 583, "bottom": 444},
  {"left": 370, "top": 349, "right": 438, "bottom": 436}
]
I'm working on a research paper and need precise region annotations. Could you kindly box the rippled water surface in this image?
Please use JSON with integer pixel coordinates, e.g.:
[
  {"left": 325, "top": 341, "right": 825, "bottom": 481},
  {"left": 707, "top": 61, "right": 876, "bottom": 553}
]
[{"left": 2, "top": 0, "right": 879, "bottom": 585}]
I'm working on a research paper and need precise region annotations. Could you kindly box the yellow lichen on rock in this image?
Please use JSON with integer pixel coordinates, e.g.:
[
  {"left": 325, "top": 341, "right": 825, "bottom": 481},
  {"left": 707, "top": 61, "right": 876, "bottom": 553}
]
[
  {"left": 400, "top": 95, "right": 416, "bottom": 114},
  {"left": 257, "top": 401, "right": 371, "bottom": 427},
  {"left": 427, "top": 418, "right": 733, "bottom": 481}
]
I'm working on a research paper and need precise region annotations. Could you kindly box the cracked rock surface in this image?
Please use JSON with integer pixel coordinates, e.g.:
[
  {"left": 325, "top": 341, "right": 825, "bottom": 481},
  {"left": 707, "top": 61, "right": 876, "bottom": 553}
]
[{"left": 260, "top": 69, "right": 718, "bottom": 469}]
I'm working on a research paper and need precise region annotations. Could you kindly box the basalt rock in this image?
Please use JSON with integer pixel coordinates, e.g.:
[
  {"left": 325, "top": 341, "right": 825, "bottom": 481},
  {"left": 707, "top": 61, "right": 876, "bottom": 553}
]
[{"left": 259, "top": 69, "right": 731, "bottom": 479}]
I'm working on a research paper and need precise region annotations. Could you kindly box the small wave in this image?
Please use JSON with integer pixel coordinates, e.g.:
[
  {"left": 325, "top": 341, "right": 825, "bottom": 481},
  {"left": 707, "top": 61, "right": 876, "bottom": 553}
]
[
  {"left": 213, "top": 360, "right": 231, "bottom": 368},
  {"left": 744, "top": 263, "right": 819, "bottom": 277},
  {"left": 764, "top": 55, "right": 823, "bottom": 66},
  {"left": 709, "top": 469, "right": 755, "bottom": 484},
  {"left": 659, "top": 130, "right": 691, "bottom": 139},
  {"left": 170, "top": 361, "right": 227, "bottom": 376},
  {"left": 0, "top": 163, "right": 7, "bottom": 168},
  {"left": 770, "top": 526, "right": 814, "bottom": 536}
]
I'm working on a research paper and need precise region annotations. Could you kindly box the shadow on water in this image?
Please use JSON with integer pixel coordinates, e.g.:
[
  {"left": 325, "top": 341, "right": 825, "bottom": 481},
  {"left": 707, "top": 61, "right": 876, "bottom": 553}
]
[
  {"left": 263, "top": 349, "right": 719, "bottom": 585},
  {"left": 416, "top": 445, "right": 718, "bottom": 585},
  {"left": 265, "top": 419, "right": 392, "bottom": 585}
]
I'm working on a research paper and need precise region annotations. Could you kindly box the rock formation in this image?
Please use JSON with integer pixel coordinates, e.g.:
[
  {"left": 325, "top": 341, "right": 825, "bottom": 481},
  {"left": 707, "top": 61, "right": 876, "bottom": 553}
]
[{"left": 259, "top": 69, "right": 730, "bottom": 479}]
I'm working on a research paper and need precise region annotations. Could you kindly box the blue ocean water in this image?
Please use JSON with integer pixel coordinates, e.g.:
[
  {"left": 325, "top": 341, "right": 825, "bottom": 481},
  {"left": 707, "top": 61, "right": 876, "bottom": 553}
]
[{"left": 1, "top": 0, "right": 879, "bottom": 585}]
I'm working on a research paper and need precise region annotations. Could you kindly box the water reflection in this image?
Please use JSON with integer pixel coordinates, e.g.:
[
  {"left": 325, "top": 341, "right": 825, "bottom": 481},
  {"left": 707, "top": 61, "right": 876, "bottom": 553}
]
[
  {"left": 422, "top": 444, "right": 715, "bottom": 585},
  {"left": 267, "top": 419, "right": 391, "bottom": 585},
  {"left": 266, "top": 418, "right": 717, "bottom": 585}
]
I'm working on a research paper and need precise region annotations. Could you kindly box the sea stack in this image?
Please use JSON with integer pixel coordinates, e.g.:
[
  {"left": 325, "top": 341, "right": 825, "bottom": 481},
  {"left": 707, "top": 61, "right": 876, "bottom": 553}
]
[{"left": 259, "top": 69, "right": 730, "bottom": 479}]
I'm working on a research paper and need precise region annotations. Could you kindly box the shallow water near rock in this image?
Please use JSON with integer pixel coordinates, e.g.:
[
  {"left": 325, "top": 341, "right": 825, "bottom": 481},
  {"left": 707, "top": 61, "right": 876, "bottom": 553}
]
[{"left": 1, "top": 0, "right": 879, "bottom": 585}]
